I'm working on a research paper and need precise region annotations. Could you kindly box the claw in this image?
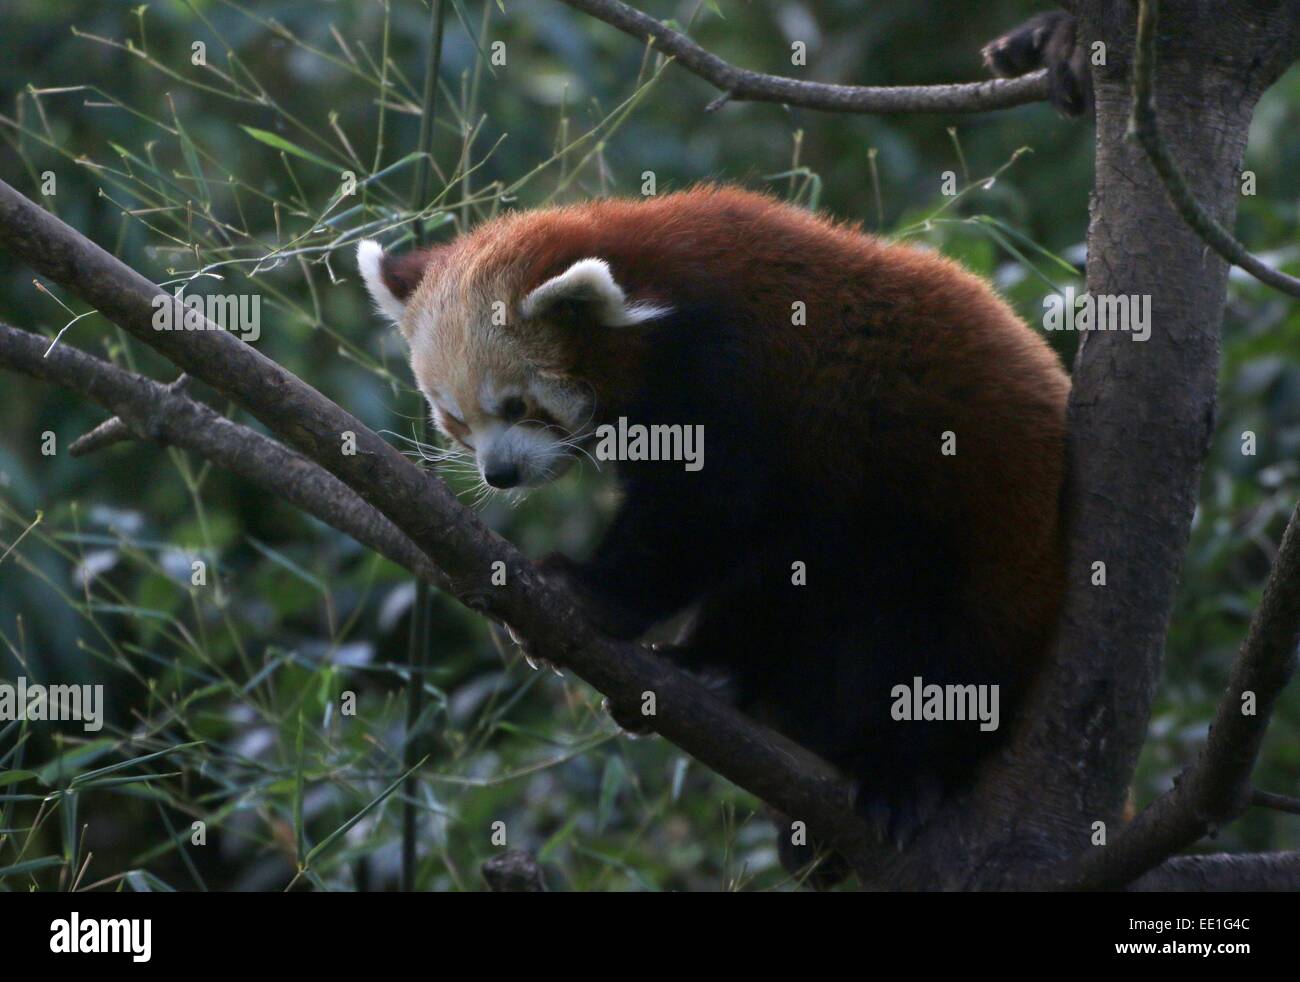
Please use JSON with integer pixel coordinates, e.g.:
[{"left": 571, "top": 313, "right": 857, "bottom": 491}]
[
  {"left": 521, "top": 651, "right": 561, "bottom": 675},
  {"left": 502, "top": 622, "right": 561, "bottom": 674}
]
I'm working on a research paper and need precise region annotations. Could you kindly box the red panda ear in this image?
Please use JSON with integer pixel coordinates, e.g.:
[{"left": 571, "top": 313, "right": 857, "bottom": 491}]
[
  {"left": 357, "top": 240, "right": 438, "bottom": 334},
  {"left": 520, "top": 258, "right": 671, "bottom": 328}
]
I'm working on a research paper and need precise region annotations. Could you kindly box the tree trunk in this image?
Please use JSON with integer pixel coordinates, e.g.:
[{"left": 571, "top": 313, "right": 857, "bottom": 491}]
[
  {"left": 853, "top": 1, "right": 1300, "bottom": 889},
  {"left": 1014, "top": 25, "right": 1252, "bottom": 845}
]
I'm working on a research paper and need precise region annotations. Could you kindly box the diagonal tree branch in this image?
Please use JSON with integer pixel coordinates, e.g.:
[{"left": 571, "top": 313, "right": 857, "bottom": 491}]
[
  {"left": 0, "top": 321, "right": 447, "bottom": 591},
  {"left": 1251, "top": 789, "right": 1300, "bottom": 817},
  {"left": 0, "top": 177, "right": 883, "bottom": 876},
  {"left": 556, "top": 0, "right": 1050, "bottom": 114}
]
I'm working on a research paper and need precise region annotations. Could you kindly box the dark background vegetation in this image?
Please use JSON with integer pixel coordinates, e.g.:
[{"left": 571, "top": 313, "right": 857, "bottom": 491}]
[{"left": 0, "top": 0, "right": 1297, "bottom": 890}]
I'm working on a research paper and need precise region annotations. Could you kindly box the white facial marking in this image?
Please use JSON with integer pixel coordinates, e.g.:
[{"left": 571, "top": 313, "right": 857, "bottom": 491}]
[
  {"left": 475, "top": 421, "right": 572, "bottom": 489},
  {"left": 531, "top": 376, "right": 593, "bottom": 435},
  {"left": 437, "top": 390, "right": 465, "bottom": 422},
  {"left": 457, "top": 376, "right": 577, "bottom": 488}
]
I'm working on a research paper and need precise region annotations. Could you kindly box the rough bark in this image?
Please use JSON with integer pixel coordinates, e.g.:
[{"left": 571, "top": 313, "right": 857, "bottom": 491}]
[
  {"left": 1006, "top": 0, "right": 1300, "bottom": 885},
  {"left": 832, "top": 0, "right": 1300, "bottom": 890},
  {"left": 1129, "top": 850, "right": 1300, "bottom": 891}
]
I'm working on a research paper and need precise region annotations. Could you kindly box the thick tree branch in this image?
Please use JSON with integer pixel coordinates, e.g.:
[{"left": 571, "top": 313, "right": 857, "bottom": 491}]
[
  {"left": 0, "top": 321, "right": 447, "bottom": 591},
  {"left": 557, "top": 0, "right": 1050, "bottom": 114},
  {"left": 1128, "top": 850, "right": 1300, "bottom": 891},
  {"left": 1131, "top": 0, "right": 1300, "bottom": 298},
  {"left": 0, "top": 177, "right": 881, "bottom": 875}
]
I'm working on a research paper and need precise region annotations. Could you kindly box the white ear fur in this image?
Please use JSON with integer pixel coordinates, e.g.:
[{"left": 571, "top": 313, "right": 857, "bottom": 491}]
[
  {"left": 520, "top": 258, "right": 671, "bottom": 327},
  {"left": 357, "top": 239, "right": 408, "bottom": 326}
]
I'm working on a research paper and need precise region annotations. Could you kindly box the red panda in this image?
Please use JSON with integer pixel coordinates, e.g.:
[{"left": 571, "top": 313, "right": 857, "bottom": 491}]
[{"left": 358, "top": 185, "right": 1070, "bottom": 857}]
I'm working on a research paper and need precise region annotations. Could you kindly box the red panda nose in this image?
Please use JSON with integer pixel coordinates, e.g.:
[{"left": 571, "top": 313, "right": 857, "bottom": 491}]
[{"left": 484, "top": 463, "right": 521, "bottom": 489}]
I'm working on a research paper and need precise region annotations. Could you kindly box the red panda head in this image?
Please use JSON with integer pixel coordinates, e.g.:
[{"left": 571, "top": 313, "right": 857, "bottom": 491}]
[{"left": 357, "top": 210, "right": 672, "bottom": 490}]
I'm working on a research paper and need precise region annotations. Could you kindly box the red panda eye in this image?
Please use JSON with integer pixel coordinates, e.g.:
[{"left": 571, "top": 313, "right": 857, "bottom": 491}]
[{"left": 500, "top": 396, "right": 527, "bottom": 422}]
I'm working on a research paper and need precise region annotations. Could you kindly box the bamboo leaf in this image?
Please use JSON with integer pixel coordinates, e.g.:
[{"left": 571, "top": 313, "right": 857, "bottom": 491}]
[
  {"left": 0, "top": 856, "right": 63, "bottom": 880},
  {"left": 0, "top": 770, "right": 36, "bottom": 788},
  {"left": 240, "top": 126, "right": 339, "bottom": 171},
  {"left": 68, "top": 741, "right": 202, "bottom": 788},
  {"left": 304, "top": 757, "right": 426, "bottom": 866}
]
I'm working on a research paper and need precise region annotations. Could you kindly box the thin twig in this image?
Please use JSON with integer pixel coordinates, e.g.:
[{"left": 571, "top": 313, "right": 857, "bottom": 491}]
[
  {"left": 1252, "top": 788, "right": 1300, "bottom": 816},
  {"left": 557, "top": 0, "right": 1050, "bottom": 114},
  {"left": 66, "top": 415, "right": 131, "bottom": 457},
  {"left": 68, "top": 373, "right": 191, "bottom": 456},
  {"left": 409, "top": 0, "right": 447, "bottom": 245}
]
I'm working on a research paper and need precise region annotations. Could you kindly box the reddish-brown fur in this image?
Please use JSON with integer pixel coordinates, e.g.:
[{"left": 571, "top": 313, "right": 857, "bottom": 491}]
[
  {"left": 407, "top": 186, "right": 1069, "bottom": 672},
  {"left": 383, "top": 186, "right": 1070, "bottom": 852}
]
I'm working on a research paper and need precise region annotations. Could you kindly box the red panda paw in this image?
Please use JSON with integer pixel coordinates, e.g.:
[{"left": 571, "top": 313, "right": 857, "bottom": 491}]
[{"left": 981, "top": 11, "right": 1090, "bottom": 117}]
